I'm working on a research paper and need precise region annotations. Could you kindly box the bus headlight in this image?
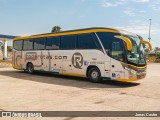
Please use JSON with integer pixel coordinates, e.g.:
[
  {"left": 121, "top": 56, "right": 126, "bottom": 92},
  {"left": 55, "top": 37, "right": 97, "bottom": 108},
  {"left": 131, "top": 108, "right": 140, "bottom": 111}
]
[{"left": 137, "top": 71, "right": 146, "bottom": 79}]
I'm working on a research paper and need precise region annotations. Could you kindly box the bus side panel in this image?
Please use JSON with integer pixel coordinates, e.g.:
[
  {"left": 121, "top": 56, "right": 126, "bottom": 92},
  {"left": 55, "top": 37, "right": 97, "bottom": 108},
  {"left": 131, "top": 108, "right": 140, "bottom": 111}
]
[
  {"left": 41, "top": 50, "right": 50, "bottom": 71},
  {"left": 21, "top": 51, "right": 41, "bottom": 70},
  {"left": 80, "top": 50, "right": 107, "bottom": 77},
  {"left": 125, "top": 69, "right": 130, "bottom": 80},
  {"left": 12, "top": 50, "right": 23, "bottom": 70},
  {"left": 49, "top": 50, "right": 63, "bottom": 74},
  {"left": 12, "top": 50, "right": 16, "bottom": 67},
  {"left": 104, "top": 61, "right": 111, "bottom": 79},
  {"left": 110, "top": 58, "right": 125, "bottom": 81},
  {"left": 62, "top": 50, "right": 107, "bottom": 77},
  {"left": 62, "top": 50, "right": 84, "bottom": 76}
]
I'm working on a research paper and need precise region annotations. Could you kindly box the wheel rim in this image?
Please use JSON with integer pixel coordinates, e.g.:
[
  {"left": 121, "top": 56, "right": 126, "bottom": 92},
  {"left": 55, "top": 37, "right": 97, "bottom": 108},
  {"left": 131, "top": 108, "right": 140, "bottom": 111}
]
[{"left": 91, "top": 70, "right": 99, "bottom": 79}]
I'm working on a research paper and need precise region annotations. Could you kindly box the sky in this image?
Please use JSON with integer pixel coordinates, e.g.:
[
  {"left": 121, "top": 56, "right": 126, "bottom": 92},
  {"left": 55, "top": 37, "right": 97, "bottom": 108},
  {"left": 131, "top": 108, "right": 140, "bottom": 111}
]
[{"left": 0, "top": 0, "right": 160, "bottom": 48}]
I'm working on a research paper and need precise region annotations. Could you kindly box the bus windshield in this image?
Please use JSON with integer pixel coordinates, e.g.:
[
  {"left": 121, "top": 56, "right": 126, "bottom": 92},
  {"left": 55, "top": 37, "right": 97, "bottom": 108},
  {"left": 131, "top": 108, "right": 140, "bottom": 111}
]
[{"left": 124, "top": 35, "right": 146, "bottom": 66}]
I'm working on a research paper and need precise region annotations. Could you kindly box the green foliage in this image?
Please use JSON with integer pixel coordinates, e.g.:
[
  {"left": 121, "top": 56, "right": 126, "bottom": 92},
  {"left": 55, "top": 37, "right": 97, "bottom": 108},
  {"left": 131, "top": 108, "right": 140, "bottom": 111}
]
[
  {"left": 7, "top": 46, "right": 13, "bottom": 52},
  {"left": 157, "top": 54, "right": 160, "bottom": 59},
  {"left": 0, "top": 41, "right": 3, "bottom": 46},
  {"left": 51, "top": 26, "right": 62, "bottom": 33},
  {"left": 154, "top": 47, "right": 160, "bottom": 53},
  {"left": 0, "top": 46, "right": 13, "bottom": 52},
  {"left": 0, "top": 41, "right": 3, "bottom": 50}
]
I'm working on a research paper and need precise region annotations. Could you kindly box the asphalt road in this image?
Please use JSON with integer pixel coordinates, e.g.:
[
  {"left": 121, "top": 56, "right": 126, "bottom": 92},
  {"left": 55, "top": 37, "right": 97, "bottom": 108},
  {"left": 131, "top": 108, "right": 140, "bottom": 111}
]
[{"left": 0, "top": 63, "right": 160, "bottom": 120}]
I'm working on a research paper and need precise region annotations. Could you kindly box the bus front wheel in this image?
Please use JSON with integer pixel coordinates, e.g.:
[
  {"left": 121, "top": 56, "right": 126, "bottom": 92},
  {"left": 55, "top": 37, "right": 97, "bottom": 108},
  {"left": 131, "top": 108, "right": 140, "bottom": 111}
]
[
  {"left": 27, "top": 63, "right": 34, "bottom": 74},
  {"left": 88, "top": 67, "right": 102, "bottom": 83}
]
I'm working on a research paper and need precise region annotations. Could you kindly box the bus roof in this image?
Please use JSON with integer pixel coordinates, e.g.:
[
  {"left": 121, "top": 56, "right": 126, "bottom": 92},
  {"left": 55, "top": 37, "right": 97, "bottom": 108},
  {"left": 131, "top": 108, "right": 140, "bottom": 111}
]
[{"left": 14, "top": 27, "right": 132, "bottom": 40}]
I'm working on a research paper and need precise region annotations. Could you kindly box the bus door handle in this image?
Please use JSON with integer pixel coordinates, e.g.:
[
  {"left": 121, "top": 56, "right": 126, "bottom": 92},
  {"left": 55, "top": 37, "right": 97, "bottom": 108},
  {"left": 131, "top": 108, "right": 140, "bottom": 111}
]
[{"left": 112, "top": 65, "right": 115, "bottom": 68}]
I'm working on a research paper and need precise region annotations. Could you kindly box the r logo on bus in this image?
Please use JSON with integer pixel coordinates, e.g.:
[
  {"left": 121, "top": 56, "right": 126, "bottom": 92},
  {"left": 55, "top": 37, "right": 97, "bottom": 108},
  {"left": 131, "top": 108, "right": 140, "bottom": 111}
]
[{"left": 72, "top": 52, "right": 83, "bottom": 69}]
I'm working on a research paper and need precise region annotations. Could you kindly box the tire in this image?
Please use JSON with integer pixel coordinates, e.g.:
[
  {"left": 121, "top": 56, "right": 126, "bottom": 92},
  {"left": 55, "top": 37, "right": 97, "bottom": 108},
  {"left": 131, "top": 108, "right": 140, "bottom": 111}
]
[
  {"left": 88, "top": 67, "right": 102, "bottom": 83},
  {"left": 27, "top": 63, "right": 34, "bottom": 74}
]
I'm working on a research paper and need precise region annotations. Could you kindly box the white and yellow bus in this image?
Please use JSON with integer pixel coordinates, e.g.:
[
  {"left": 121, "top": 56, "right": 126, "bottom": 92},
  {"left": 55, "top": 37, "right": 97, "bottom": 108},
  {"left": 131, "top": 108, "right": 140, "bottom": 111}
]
[{"left": 12, "top": 27, "right": 152, "bottom": 82}]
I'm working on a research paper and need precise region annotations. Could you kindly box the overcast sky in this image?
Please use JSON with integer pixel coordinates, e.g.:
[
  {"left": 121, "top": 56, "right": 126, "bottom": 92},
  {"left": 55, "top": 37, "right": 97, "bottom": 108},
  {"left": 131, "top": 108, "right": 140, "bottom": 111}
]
[{"left": 0, "top": 0, "right": 159, "bottom": 48}]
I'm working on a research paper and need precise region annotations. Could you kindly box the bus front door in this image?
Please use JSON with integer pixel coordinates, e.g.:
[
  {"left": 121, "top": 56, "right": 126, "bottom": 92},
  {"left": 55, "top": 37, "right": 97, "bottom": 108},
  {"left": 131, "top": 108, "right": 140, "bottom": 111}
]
[{"left": 110, "top": 41, "right": 125, "bottom": 80}]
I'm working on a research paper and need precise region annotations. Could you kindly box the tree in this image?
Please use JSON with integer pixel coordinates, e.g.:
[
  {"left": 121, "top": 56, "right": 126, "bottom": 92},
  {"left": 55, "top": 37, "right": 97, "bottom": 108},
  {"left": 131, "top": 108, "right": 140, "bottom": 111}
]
[
  {"left": 154, "top": 47, "right": 160, "bottom": 54},
  {"left": 7, "top": 46, "right": 13, "bottom": 52},
  {"left": 0, "top": 41, "right": 3, "bottom": 50},
  {"left": 51, "top": 26, "right": 62, "bottom": 33}
]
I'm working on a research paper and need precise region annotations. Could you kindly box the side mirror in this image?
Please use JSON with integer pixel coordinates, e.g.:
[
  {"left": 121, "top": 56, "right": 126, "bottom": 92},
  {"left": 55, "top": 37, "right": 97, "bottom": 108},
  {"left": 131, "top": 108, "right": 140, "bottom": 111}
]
[
  {"left": 115, "top": 36, "right": 132, "bottom": 51},
  {"left": 140, "top": 40, "right": 152, "bottom": 50}
]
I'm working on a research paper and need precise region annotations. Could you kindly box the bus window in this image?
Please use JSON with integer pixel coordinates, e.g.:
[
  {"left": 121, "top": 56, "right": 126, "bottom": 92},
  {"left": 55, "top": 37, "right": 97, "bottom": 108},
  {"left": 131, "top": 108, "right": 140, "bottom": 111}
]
[
  {"left": 46, "top": 37, "right": 60, "bottom": 50},
  {"left": 34, "top": 38, "right": 46, "bottom": 50},
  {"left": 96, "top": 32, "right": 113, "bottom": 50},
  {"left": 91, "top": 33, "right": 102, "bottom": 50},
  {"left": 111, "top": 42, "right": 124, "bottom": 62},
  {"left": 23, "top": 39, "right": 33, "bottom": 51},
  {"left": 77, "top": 34, "right": 97, "bottom": 49},
  {"left": 60, "top": 35, "right": 76, "bottom": 50},
  {"left": 13, "top": 40, "right": 23, "bottom": 51}
]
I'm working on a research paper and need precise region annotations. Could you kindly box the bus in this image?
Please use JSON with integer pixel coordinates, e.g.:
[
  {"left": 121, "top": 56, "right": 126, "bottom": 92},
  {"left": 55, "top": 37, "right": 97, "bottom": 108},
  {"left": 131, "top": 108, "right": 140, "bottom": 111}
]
[{"left": 12, "top": 27, "right": 152, "bottom": 82}]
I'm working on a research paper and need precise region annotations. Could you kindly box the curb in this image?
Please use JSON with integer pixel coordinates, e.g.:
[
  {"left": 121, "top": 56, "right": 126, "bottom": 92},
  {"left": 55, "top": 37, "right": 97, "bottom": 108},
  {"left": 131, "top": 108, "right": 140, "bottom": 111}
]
[{"left": 0, "top": 61, "right": 12, "bottom": 66}]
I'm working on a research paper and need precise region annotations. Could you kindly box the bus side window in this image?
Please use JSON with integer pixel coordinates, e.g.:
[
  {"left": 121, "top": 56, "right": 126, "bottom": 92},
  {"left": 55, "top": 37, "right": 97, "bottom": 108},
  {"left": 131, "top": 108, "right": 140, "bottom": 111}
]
[
  {"left": 111, "top": 42, "right": 124, "bottom": 62},
  {"left": 46, "top": 37, "right": 60, "bottom": 50},
  {"left": 13, "top": 40, "right": 23, "bottom": 51},
  {"left": 34, "top": 38, "right": 46, "bottom": 50},
  {"left": 91, "top": 33, "right": 102, "bottom": 50},
  {"left": 23, "top": 39, "right": 33, "bottom": 51},
  {"left": 60, "top": 35, "right": 76, "bottom": 50},
  {"left": 77, "top": 34, "right": 97, "bottom": 49}
]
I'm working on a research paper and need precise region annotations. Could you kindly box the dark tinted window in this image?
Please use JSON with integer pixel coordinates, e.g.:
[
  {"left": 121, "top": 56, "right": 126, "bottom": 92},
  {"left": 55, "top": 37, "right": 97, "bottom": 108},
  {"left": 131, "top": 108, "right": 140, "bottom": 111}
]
[
  {"left": 13, "top": 40, "right": 23, "bottom": 51},
  {"left": 23, "top": 39, "right": 33, "bottom": 50},
  {"left": 60, "top": 35, "right": 76, "bottom": 49},
  {"left": 46, "top": 37, "right": 60, "bottom": 50},
  {"left": 77, "top": 34, "right": 97, "bottom": 49},
  {"left": 34, "top": 38, "right": 46, "bottom": 50},
  {"left": 111, "top": 41, "right": 124, "bottom": 62},
  {"left": 97, "top": 32, "right": 120, "bottom": 49},
  {"left": 91, "top": 33, "right": 102, "bottom": 49}
]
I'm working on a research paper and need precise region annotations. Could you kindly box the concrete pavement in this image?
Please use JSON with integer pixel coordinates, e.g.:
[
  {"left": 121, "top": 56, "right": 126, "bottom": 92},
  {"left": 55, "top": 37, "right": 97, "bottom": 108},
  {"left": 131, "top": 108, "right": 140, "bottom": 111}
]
[{"left": 0, "top": 63, "right": 160, "bottom": 120}]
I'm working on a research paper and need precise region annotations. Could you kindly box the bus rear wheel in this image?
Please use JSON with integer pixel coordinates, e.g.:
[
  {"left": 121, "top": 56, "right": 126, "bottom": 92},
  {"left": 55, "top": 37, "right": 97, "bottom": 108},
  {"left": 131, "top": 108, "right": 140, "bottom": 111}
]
[
  {"left": 27, "top": 63, "right": 34, "bottom": 74},
  {"left": 88, "top": 67, "right": 102, "bottom": 83}
]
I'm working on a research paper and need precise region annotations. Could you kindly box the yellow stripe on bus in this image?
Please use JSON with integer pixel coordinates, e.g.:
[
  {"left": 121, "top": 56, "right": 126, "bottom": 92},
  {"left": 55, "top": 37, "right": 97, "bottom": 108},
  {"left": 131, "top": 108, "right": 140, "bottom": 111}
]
[
  {"left": 115, "top": 78, "right": 140, "bottom": 82},
  {"left": 14, "top": 29, "right": 120, "bottom": 40},
  {"left": 13, "top": 66, "right": 22, "bottom": 70},
  {"left": 63, "top": 72, "right": 86, "bottom": 77},
  {"left": 121, "top": 62, "right": 147, "bottom": 69}
]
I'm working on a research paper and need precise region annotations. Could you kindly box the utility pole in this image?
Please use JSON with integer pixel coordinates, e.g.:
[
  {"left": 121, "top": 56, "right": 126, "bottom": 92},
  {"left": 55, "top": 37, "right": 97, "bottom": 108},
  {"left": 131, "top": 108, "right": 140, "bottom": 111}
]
[
  {"left": 147, "top": 19, "right": 152, "bottom": 61},
  {"left": 148, "top": 19, "right": 152, "bottom": 42}
]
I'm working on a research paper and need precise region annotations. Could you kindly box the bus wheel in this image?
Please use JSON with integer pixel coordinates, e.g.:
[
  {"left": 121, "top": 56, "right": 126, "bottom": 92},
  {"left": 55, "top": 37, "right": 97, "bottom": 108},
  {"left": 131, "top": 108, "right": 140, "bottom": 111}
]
[
  {"left": 27, "top": 63, "right": 34, "bottom": 74},
  {"left": 88, "top": 67, "right": 102, "bottom": 83}
]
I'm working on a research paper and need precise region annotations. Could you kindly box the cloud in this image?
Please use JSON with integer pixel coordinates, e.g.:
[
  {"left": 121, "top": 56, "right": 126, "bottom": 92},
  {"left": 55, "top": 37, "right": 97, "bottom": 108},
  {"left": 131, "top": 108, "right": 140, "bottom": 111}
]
[
  {"left": 116, "top": 25, "right": 159, "bottom": 35},
  {"left": 101, "top": 0, "right": 126, "bottom": 8},
  {"left": 132, "top": 0, "right": 150, "bottom": 2},
  {"left": 115, "top": 19, "right": 160, "bottom": 35},
  {"left": 139, "top": 10, "right": 146, "bottom": 13},
  {"left": 124, "top": 8, "right": 136, "bottom": 16},
  {"left": 101, "top": 0, "right": 150, "bottom": 8},
  {"left": 149, "top": 0, "right": 160, "bottom": 11},
  {"left": 117, "top": 25, "right": 149, "bottom": 35},
  {"left": 123, "top": 8, "right": 147, "bottom": 17}
]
